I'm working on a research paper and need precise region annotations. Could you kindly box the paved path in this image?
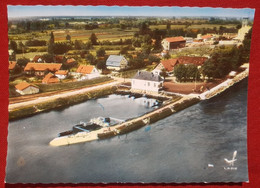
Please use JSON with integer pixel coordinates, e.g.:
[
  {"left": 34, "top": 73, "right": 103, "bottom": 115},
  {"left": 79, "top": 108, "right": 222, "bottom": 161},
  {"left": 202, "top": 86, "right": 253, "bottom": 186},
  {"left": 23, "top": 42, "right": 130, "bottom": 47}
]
[{"left": 9, "top": 81, "right": 122, "bottom": 111}]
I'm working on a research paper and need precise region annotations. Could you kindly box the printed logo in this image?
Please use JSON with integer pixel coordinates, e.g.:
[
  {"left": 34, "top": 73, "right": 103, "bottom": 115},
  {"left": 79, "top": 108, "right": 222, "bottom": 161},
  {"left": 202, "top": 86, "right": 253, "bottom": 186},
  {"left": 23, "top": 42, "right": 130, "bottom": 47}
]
[{"left": 224, "top": 150, "right": 238, "bottom": 170}]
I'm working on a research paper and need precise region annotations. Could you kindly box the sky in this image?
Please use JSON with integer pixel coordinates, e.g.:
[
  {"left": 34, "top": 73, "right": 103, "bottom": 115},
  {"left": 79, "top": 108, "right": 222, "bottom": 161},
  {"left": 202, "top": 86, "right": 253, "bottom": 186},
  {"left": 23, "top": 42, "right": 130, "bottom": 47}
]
[{"left": 7, "top": 5, "right": 255, "bottom": 19}]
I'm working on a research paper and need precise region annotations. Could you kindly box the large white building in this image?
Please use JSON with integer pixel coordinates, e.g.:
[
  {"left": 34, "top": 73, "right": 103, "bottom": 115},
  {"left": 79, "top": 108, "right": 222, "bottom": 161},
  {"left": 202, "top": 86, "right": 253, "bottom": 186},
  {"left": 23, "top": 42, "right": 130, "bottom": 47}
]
[{"left": 131, "top": 71, "right": 164, "bottom": 93}]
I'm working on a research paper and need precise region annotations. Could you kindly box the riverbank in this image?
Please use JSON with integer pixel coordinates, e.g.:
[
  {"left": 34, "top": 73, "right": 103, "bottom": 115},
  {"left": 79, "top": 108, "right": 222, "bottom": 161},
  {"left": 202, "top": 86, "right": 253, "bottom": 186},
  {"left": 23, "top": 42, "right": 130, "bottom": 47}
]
[
  {"left": 9, "top": 86, "right": 117, "bottom": 121},
  {"left": 199, "top": 64, "right": 249, "bottom": 100}
]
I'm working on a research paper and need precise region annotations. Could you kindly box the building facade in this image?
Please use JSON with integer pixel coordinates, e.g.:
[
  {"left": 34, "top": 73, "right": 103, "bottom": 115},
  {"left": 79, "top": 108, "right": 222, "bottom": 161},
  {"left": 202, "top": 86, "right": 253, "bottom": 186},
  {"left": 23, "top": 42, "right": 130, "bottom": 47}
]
[
  {"left": 106, "top": 55, "right": 128, "bottom": 70},
  {"left": 161, "top": 36, "right": 186, "bottom": 51},
  {"left": 131, "top": 71, "right": 164, "bottom": 93}
]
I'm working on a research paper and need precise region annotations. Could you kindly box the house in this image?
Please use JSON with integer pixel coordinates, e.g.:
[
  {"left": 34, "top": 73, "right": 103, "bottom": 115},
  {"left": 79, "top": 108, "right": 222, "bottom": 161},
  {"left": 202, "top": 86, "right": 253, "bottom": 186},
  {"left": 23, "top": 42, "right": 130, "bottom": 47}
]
[
  {"left": 184, "top": 37, "right": 193, "bottom": 44},
  {"left": 66, "top": 58, "right": 76, "bottom": 65},
  {"left": 106, "top": 55, "right": 128, "bottom": 70},
  {"left": 196, "top": 34, "right": 215, "bottom": 44},
  {"left": 33, "top": 55, "right": 43, "bottom": 63},
  {"left": 24, "top": 63, "right": 62, "bottom": 76},
  {"left": 63, "top": 58, "right": 78, "bottom": 69},
  {"left": 161, "top": 36, "right": 186, "bottom": 50},
  {"left": 153, "top": 59, "right": 179, "bottom": 75},
  {"left": 9, "top": 61, "right": 17, "bottom": 72},
  {"left": 201, "top": 35, "right": 214, "bottom": 42},
  {"left": 54, "top": 55, "right": 64, "bottom": 63},
  {"left": 153, "top": 56, "right": 207, "bottom": 75},
  {"left": 55, "top": 70, "right": 68, "bottom": 79},
  {"left": 131, "top": 71, "right": 164, "bottom": 93},
  {"left": 15, "top": 82, "right": 39, "bottom": 95},
  {"left": 42, "top": 73, "right": 60, "bottom": 84},
  {"left": 76, "top": 65, "right": 100, "bottom": 80}
]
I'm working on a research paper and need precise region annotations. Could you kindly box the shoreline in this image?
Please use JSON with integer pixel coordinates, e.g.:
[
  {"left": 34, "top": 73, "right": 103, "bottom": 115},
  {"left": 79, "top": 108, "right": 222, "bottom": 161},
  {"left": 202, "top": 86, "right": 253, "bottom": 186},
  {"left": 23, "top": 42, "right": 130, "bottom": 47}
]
[{"left": 199, "top": 64, "right": 249, "bottom": 100}]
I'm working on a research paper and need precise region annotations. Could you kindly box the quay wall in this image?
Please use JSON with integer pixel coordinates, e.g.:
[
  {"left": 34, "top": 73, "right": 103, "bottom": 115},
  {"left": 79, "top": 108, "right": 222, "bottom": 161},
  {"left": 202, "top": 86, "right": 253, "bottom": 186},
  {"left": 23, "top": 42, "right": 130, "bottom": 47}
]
[{"left": 9, "top": 86, "right": 117, "bottom": 121}]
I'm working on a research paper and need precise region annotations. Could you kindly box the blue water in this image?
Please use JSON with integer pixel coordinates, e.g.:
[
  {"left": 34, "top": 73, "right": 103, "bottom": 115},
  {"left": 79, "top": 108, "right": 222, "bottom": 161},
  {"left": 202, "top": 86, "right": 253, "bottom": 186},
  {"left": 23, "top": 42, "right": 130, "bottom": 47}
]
[{"left": 6, "top": 79, "right": 248, "bottom": 183}]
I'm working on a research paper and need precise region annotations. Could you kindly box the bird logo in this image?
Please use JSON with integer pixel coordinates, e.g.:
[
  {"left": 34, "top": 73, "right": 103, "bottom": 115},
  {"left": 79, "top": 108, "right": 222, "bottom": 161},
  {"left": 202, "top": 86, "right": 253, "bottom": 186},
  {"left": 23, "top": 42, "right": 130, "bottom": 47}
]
[{"left": 224, "top": 150, "right": 237, "bottom": 166}]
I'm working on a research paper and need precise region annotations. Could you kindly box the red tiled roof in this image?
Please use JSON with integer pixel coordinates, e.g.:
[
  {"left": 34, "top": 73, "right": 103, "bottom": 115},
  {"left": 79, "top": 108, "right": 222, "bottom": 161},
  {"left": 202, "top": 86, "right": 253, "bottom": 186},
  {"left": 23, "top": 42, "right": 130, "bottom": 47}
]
[
  {"left": 201, "top": 35, "right": 213, "bottom": 39},
  {"left": 9, "top": 61, "right": 16, "bottom": 70},
  {"left": 42, "top": 73, "right": 59, "bottom": 84},
  {"left": 76, "top": 65, "right": 94, "bottom": 74},
  {"left": 177, "top": 56, "right": 208, "bottom": 66},
  {"left": 15, "top": 82, "right": 38, "bottom": 91},
  {"left": 66, "top": 58, "right": 76, "bottom": 64},
  {"left": 24, "top": 63, "right": 62, "bottom": 72},
  {"left": 165, "top": 36, "right": 185, "bottom": 43},
  {"left": 55, "top": 70, "right": 68, "bottom": 75},
  {"left": 33, "top": 55, "right": 42, "bottom": 62},
  {"left": 160, "top": 59, "right": 179, "bottom": 72}
]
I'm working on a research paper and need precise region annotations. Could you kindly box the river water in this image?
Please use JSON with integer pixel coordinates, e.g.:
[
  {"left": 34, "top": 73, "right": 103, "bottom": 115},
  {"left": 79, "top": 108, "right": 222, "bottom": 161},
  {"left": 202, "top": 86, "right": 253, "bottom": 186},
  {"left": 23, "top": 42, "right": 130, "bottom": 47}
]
[{"left": 6, "top": 79, "right": 248, "bottom": 183}]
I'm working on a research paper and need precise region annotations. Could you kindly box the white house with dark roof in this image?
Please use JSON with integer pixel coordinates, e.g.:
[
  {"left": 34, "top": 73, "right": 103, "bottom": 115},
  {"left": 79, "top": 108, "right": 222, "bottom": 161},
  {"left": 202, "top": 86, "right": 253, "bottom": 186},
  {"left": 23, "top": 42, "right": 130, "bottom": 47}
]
[
  {"left": 131, "top": 71, "right": 164, "bottom": 93},
  {"left": 106, "top": 55, "right": 128, "bottom": 71}
]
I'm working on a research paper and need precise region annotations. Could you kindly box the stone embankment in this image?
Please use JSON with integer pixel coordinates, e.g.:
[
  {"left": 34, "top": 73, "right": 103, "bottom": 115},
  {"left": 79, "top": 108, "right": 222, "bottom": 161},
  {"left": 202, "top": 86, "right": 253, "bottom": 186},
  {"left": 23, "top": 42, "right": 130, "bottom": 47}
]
[{"left": 200, "top": 64, "right": 249, "bottom": 100}]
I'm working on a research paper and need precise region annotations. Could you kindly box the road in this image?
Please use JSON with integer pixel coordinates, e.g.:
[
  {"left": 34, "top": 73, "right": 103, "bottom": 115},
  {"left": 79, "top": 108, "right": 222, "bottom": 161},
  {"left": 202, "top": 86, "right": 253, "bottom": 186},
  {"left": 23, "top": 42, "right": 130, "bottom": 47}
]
[{"left": 9, "top": 80, "right": 122, "bottom": 111}]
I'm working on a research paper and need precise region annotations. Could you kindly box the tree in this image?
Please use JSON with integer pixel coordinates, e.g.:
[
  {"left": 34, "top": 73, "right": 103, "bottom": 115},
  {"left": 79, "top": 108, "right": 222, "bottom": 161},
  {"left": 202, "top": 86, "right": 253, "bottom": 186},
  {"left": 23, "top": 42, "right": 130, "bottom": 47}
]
[
  {"left": 52, "top": 42, "right": 71, "bottom": 54},
  {"left": 17, "top": 57, "right": 30, "bottom": 68},
  {"left": 9, "top": 40, "right": 18, "bottom": 53},
  {"left": 96, "top": 47, "right": 106, "bottom": 57},
  {"left": 164, "top": 52, "right": 171, "bottom": 59},
  {"left": 141, "top": 44, "right": 151, "bottom": 55},
  {"left": 49, "top": 31, "right": 54, "bottom": 43},
  {"left": 42, "top": 54, "right": 54, "bottom": 63},
  {"left": 174, "top": 64, "right": 187, "bottom": 82},
  {"left": 119, "top": 46, "right": 128, "bottom": 55},
  {"left": 201, "top": 46, "right": 242, "bottom": 79},
  {"left": 236, "top": 24, "right": 242, "bottom": 30},
  {"left": 148, "top": 55, "right": 160, "bottom": 64},
  {"left": 241, "top": 28, "right": 252, "bottom": 63},
  {"left": 89, "top": 33, "right": 98, "bottom": 45},
  {"left": 48, "top": 31, "right": 55, "bottom": 54},
  {"left": 66, "top": 34, "right": 71, "bottom": 42},
  {"left": 85, "top": 41, "right": 93, "bottom": 50},
  {"left": 186, "top": 64, "right": 199, "bottom": 81},
  {"left": 166, "top": 22, "right": 171, "bottom": 30},
  {"left": 74, "top": 40, "right": 84, "bottom": 50},
  {"left": 86, "top": 53, "right": 96, "bottom": 65},
  {"left": 96, "top": 60, "right": 107, "bottom": 70},
  {"left": 139, "top": 22, "right": 150, "bottom": 35},
  {"left": 160, "top": 68, "right": 167, "bottom": 79}
]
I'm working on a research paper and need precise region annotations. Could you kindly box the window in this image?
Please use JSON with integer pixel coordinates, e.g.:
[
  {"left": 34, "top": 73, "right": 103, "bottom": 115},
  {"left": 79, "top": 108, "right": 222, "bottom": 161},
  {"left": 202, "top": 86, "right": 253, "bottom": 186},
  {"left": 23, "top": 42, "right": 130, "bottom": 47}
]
[{"left": 147, "top": 82, "right": 150, "bottom": 86}]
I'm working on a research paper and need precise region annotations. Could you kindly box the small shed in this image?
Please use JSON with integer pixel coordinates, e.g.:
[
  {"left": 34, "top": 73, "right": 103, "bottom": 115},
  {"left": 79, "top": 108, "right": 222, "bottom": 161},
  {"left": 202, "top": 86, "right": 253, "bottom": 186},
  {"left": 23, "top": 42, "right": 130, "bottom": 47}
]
[
  {"left": 15, "top": 82, "right": 39, "bottom": 95},
  {"left": 55, "top": 70, "right": 68, "bottom": 79}
]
